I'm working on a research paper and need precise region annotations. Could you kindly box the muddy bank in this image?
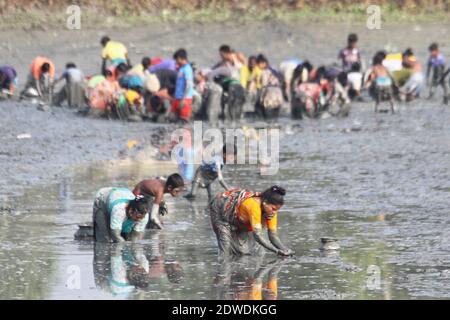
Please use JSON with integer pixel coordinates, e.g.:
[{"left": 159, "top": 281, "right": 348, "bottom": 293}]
[
  {"left": 0, "top": 102, "right": 164, "bottom": 198},
  {"left": 1, "top": 21, "right": 450, "bottom": 198}
]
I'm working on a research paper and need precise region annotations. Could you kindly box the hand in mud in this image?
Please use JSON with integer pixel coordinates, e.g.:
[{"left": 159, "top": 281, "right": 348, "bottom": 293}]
[
  {"left": 159, "top": 201, "right": 168, "bottom": 216},
  {"left": 277, "top": 248, "right": 295, "bottom": 257},
  {"left": 150, "top": 218, "right": 164, "bottom": 230}
]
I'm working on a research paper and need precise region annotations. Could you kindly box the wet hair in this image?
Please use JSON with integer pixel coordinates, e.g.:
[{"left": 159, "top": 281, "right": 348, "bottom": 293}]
[
  {"left": 261, "top": 185, "right": 286, "bottom": 206},
  {"left": 219, "top": 45, "right": 232, "bottom": 54},
  {"left": 350, "top": 62, "right": 361, "bottom": 72},
  {"left": 41, "top": 63, "right": 50, "bottom": 73},
  {"left": 127, "top": 266, "right": 150, "bottom": 289},
  {"left": 128, "top": 195, "right": 149, "bottom": 215},
  {"left": 429, "top": 43, "right": 438, "bottom": 51},
  {"left": 348, "top": 33, "right": 358, "bottom": 43},
  {"left": 116, "top": 62, "right": 130, "bottom": 74},
  {"left": 66, "top": 62, "right": 76, "bottom": 69},
  {"left": 142, "top": 57, "right": 151, "bottom": 69},
  {"left": 173, "top": 48, "right": 188, "bottom": 61},
  {"left": 166, "top": 173, "right": 185, "bottom": 189},
  {"left": 256, "top": 54, "right": 268, "bottom": 65},
  {"left": 100, "top": 36, "right": 110, "bottom": 46}
]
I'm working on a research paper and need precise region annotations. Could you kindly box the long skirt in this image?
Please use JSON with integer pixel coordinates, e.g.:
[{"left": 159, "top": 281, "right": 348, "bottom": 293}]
[{"left": 208, "top": 194, "right": 262, "bottom": 257}]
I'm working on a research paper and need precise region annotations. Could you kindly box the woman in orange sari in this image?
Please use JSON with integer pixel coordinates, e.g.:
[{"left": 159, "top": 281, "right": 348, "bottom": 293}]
[{"left": 208, "top": 185, "right": 294, "bottom": 258}]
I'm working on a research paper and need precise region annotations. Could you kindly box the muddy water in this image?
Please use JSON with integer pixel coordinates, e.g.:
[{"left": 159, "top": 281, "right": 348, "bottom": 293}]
[{"left": 2, "top": 101, "right": 450, "bottom": 300}]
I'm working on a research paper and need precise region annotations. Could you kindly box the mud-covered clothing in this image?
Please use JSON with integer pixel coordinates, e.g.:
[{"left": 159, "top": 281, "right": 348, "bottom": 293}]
[
  {"left": 208, "top": 189, "right": 279, "bottom": 257},
  {"left": 189, "top": 156, "right": 228, "bottom": 198},
  {"left": 54, "top": 67, "right": 85, "bottom": 108},
  {"left": 216, "top": 76, "right": 246, "bottom": 121},
  {"left": 93, "top": 187, "right": 148, "bottom": 242},
  {"left": 238, "top": 198, "right": 277, "bottom": 232}
]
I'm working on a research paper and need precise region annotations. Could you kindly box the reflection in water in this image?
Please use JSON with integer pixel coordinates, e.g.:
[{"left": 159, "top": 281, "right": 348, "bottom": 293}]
[
  {"left": 93, "top": 230, "right": 184, "bottom": 298},
  {"left": 213, "top": 257, "right": 288, "bottom": 300},
  {"left": 3, "top": 102, "right": 450, "bottom": 299}
]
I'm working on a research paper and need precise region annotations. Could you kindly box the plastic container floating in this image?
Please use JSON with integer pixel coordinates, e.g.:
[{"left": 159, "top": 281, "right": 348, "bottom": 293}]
[
  {"left": 319, "top": 237, "right": 340, "bottom": 251},
  {"left": 74, "top": 224, "right": 94, "bottom": 240}
]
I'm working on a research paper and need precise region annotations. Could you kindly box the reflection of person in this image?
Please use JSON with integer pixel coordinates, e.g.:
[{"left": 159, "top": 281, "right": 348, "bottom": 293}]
[
  {"left": 213, "top": 257, "right": 286, "bottom": 300},
  {"left": 146, "top": 232, "right": 184, "bottom": 284},
  {"left": 92, "top": 188, "right": 149, "bottom": 243},
  {"left": 133, "top": 174, "right": 185, "bottom": 230},
  {"left": 93, "top": 236, "right": 184, "bottom": 297},
  {"left": 93, "top": 243, "right": 150, "bottom": 297},
  {"left": 208, "top": 186, "right": 294, "bottom": 258}
]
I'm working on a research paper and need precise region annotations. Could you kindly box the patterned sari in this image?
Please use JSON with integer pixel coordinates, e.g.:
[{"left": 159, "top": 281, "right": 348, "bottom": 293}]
[{"left": 208, "top": 189, "right": 263, "bottom": 257}]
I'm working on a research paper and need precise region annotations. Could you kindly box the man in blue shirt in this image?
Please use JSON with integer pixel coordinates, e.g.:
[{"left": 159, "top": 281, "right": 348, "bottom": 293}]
[{"left": 170, "top": 49, "right": 194, "bottom": 123}]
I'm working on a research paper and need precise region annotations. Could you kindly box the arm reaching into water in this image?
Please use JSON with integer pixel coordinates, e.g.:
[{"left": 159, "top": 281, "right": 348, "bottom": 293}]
[
  {"left": 253, "top": 229, "right": 280, "bottom": 254},
  {"left": 268, "top": 230, "right": 294, "bottom": 256}
]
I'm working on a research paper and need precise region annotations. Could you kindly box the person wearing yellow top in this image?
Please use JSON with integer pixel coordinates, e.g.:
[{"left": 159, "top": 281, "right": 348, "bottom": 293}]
[
  {"left": 236, "top": 260, "right": 284, "bottom": 300},
  {"left": 240, "top": 56, "right": 262, "bottom": 92},
  {"left": 100, "top": 36, "right": 130, "bottom": 75},
  {"left": 214, "top": 257, "right": 286, "bottom": 300},
  {"left": 208, "top": 185, "right": 294, "bottom": 258}
]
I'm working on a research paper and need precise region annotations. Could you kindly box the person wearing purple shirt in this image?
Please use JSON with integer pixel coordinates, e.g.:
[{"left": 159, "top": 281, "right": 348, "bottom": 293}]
[
  {"left": 427, "top": 43, "right": 448, "bottom": 104},
  {"left": 0, "top": 66, "right": 18, "bottom": 95},
  {"left": 148, "top": 59, "right": 177, "bottom": 73},
  {"left": 338, "top": 33, "right": 362, "bottom": 72}
]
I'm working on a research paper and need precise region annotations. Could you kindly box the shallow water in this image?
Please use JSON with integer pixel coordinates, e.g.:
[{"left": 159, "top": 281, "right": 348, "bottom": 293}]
[{"left": 1, "top": 101, "right": 450, "bottom": 300}]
